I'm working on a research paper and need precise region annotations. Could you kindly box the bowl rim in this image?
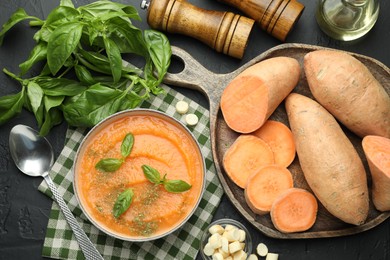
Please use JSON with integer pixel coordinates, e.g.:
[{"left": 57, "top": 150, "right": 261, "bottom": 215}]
[{"left": 72, "top": 108, "right": 206, "bottom": 242}]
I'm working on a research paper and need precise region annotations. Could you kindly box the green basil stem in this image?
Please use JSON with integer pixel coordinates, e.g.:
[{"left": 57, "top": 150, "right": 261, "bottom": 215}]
[
  {"left": 2, "top": 68, "right": 24, "bottom": 83},
  {"left": 29, "top": 20, "right": 44, "bottom": 27},
  {"left": 56, "top": 64, "right": 73, "bottom": 79}
]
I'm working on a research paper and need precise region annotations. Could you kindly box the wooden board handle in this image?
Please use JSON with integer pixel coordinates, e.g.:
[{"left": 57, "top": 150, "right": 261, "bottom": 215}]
[
  {"left": 215, "top": 0, "right": 305, "bottom": 41},
  {"left": 146, "top": 0, "right": 255, "bottom": 59},
  {"left": 163, "top": 46, "right": 232, "bottom": 113}
]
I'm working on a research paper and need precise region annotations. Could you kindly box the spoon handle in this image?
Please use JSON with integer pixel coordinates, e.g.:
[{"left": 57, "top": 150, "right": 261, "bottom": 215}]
[{"left": 44, "top": 175, "right": 104, "bottom": 260}]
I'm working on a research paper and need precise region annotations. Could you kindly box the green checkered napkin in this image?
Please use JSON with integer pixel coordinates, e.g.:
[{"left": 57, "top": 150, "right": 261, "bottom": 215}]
[{"left": 38, "top": 84, "right": 224, "bottom": 260}]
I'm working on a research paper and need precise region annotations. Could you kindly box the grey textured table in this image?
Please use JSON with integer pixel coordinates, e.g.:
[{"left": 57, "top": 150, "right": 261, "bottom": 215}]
[{"left": 0, "top": 0, "right": 389, "bottom": 259}]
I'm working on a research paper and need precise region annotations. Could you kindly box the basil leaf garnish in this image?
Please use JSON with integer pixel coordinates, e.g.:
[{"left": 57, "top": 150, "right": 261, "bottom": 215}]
[
  {"left": 121, "top": 133, "right": 134, "bottom": 157},
  {"left": 94, "top": 132, "right": 134, "bottom": 172},
  {"left": 142, "top": 165, "right": 161, "bottom": 184},
  {"left": 163, "top": 179, "right": 192, "bottom": 193},
  {"left": 142, "top": 164, "right": 192, "bottom": 193},
  {"left": 113, "top": 188, "right": 134, "bottom": 218},
  {"left": 95, "top": 158, "right": 123, "bottom": 172}
]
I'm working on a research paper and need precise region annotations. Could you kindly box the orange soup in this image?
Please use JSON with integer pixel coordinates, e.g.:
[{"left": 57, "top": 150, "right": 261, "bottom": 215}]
[{"left": 74, "top": 110, "right": 205, "bottom": 240}]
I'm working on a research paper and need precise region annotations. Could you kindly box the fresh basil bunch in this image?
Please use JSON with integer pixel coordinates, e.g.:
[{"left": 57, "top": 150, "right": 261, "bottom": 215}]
[{"left": 0, "top": 0, "right": 171, "bottom": 135}]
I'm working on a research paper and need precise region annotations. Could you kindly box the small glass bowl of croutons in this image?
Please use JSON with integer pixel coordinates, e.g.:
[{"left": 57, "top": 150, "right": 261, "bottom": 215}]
[{"left": 200, "top": 218, "right": 253, "bottom": 260}]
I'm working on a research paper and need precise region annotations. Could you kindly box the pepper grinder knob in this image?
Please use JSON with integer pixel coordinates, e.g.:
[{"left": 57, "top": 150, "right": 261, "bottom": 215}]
[
  {"left": 140, "top": 0, "right": 150, "bottom": 10},
  {"left": 145, "top": 0, "right": 255, "bottom": 59},
  {"left": 215, "top": 0, "right": 305, "bottom": 41}
]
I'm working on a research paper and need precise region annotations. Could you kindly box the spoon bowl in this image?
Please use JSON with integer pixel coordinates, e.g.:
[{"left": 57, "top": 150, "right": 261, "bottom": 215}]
[
  {"left": 8, "top": 124, "right": 103, "bottom": 260},
  {"left": 9, "top": 124, "right": 54, "bottom": 177}
]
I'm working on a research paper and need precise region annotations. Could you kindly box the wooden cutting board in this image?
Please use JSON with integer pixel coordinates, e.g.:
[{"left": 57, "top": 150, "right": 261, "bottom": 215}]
[{"left": 163, "top": 43, "right": 390, "bottom": 239}]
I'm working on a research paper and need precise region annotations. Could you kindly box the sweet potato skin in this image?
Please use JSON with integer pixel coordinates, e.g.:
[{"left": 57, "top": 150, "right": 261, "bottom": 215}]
[
  {"left": 285, "top": 93, "right": 369, "bottom": 225},
  {"left": 239, "top": 56, "right": 300, "bottom": 122},
  {"left": 304, "top": 49, "right": 390, "bottom": 138},
  {"left": 362, "top": 135, "right": 390, "bottom": 211}
]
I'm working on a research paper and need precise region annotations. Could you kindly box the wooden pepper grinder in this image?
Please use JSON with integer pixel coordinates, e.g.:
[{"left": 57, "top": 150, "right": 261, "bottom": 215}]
[
  {"left": 141, "top": 0, "right": 255, "bottom": 59},
  {"left": 214, "top": 0, "right": 305, "bottom": 41}
]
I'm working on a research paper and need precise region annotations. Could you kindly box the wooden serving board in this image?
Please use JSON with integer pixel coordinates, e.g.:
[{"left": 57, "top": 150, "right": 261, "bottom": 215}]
[{"left": 163, "top": 43, "right": 390, "bottom": 239}]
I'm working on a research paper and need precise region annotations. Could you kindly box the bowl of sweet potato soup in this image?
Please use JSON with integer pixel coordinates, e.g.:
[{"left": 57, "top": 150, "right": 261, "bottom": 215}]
[{"left": 73, "top": 109, "right": 205, "bottom": 241}]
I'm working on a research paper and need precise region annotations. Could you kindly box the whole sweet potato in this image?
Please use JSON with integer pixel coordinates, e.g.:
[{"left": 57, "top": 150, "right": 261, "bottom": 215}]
[
  {"left": 285, "top": 93, "right": 369, "bottom": 225},
  {"left": 304, "top": 49, "right": 390, "bottom": 138}
]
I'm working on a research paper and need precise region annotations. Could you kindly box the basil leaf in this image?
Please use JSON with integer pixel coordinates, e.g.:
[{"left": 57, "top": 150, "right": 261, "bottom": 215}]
[
  {"left": 27, "top": 82, "right": 43, "bottom": 110},
  {"left": 44, "top": 95, "right": 65, "bottom": 110},
  {"left": 143, "top": 30, "right": 171, "bottom": 95},
  {"left": 39, "top": 63, "right": 52, "bottom": 76},
  {"left": 106, "top": 17, "right": 147, "bottom": 56},
  {"left": 95, "top": 158, "right": 123, "bottom": 172},
  {"left": 113, "top": 188, "right": 134, "bottom": 218},
  {"left": 45, "top": 6, "right": 79, "bottom": 27},
  {"left": 36, "top": 77, "right": 87, "bottom": 96},
  {"left": 119, "top": 91, "right": 143, "bottom": 110},
  {"left": 0, "top": 87, "right": 25, "bottom": 125},
  {"left": 60, "top": 0, "right": 74, "bottom": 8},
  {"left": 121, "top": 133, "right": 134, "bottom": 157},
  {"left": 121, "top": 5, "right": 141, "bottom": 19},
  {"left": 144, "top": 30, "right": 171, "bottom": 84},
  {"left": 74, "top": 64, "right": 96, "bottom": 85},
  {"left": 0, "top": 8, "right": 40, "bottom": 45},
  {"left": 87, "top": 25, "right": 99, "bottom": 46},
  {"left": 19, "top": 42, "right": 48, "bottom": 75},
  {"left": 40, "top": 107, "right": 62, "bottom": 136},
  {"left": 62, "top": 83, "right": 126, "bottom": 127},
  {"left": 163, "top": 179, "right": 192, "bottom": 193},
  {"left": 26, "top": 81, "right": 44, "bottom": 127},
  {"left": 142, "top": 165, "right": 161, "bottom": 184},
  {"left": 47, "top": 21, "right": 83, "bottom": 75},
  {"left": 79, "top": 1, "right": 140, "bottom": 20},
  {"left": 34, "top": 6, "right": 80, "bottom": 42},
  {"left": 76, "top": 49, "right": 112, "bottom": 74},
  {"left": 103, "top": 36, "right": 122, "bottom": 83}
]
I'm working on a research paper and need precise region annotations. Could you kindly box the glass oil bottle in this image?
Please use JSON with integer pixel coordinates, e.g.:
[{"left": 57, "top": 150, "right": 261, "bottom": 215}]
[{"left": 316, "top": 0, "right": 380, "bottom": 41}]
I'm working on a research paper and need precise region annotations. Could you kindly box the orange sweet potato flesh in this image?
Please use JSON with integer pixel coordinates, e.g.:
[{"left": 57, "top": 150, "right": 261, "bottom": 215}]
[
  {"left": 223, "top": 135, "right": 275, "bottom": 188},
  {"left": 245, "top": 165, "right": 293, "bottom": 215},
  {"left": 270, "top": 188, "right": 318, "bottom": 233},
  {"left": 362, "top": 135, "right": 390, "bottom": 211},
  {"left": 252, "top": 120, "right": 296, "bottom": 167},
  {"left": 304, "top": 49, "right": 390, "bottom": 138},
  {"left": 285, "top": 93, "right": 369, "bottom": 225},
  {"left": 221, "top": 57, "right": 300, "bottom": 133}
]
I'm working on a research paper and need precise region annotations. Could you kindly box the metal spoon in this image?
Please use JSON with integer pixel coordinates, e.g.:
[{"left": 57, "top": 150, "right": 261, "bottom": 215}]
[{"left": 9, "top": 124, "right": 104, "bottom": 260}]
